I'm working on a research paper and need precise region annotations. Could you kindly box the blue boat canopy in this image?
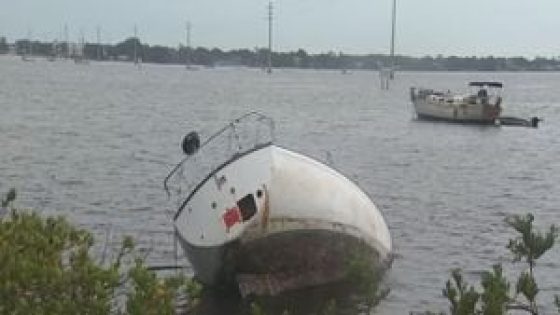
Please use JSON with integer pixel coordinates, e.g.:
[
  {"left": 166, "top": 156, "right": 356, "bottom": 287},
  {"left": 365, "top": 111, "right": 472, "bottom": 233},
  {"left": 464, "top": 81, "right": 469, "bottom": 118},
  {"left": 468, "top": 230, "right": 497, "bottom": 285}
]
[{"left": 469, "top": 81, "right": 503, "bottom": 88}]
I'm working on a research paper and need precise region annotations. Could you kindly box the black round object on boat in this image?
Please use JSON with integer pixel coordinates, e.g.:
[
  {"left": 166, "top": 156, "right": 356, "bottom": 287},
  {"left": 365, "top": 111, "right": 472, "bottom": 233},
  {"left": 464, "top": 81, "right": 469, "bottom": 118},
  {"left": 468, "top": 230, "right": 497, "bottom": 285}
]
[{"left": 182, "top": 131, "right": 200, "bottom": 155}]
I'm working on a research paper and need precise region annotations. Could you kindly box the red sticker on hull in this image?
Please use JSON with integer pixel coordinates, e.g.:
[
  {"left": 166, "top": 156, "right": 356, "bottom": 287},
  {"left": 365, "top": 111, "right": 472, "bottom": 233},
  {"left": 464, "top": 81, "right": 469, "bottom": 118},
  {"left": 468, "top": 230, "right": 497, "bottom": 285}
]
[{"left": 223, "top": 207, "right": 241, "bottom": 231}]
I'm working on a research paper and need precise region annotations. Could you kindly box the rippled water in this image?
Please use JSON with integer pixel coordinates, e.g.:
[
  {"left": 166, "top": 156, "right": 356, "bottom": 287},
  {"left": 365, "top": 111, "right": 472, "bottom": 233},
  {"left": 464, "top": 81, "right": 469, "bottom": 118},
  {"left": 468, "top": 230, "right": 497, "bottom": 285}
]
[{"left": 1, "top": 55, "right": 559, "bottom": 313}]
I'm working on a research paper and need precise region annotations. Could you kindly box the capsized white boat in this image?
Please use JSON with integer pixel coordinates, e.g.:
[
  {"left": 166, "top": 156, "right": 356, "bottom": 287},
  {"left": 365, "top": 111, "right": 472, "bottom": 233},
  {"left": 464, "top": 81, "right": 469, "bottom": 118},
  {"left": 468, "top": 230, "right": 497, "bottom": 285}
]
[
  {"left": 410, "top": 81, "right": 503, "bottom": 124},
  {"left": 164, "top": 112, "right": 392, "bottom": 295}
]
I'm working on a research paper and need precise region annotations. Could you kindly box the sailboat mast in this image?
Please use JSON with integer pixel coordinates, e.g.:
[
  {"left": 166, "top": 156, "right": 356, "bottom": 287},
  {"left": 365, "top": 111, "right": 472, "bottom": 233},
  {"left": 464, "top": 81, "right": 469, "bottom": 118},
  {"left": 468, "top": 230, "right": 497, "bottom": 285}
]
[
  {"left": 79, "top": 29, "right": 86, "bottom": 61},
  {"left": 133, "top": 25, "right": 138, "bottom": 64},
  {"left": 64, "top": 24, "right": 69, "bottom": 59},
  {"left": 267, "top": 1, "right": 273, "bottom": 74},
  {"left": 186, "top": 21, "right": 191, "bottom": 68},
  {"left": 390, "top": 0, "right": 396, "bottom": 75},
  {"left": 27, "top": 30, "right": 32, "bottom": 57},
  {"left": 96, "top": 26, "right": 101, "bottom": 61},
  {"left": 186, "top": 22, "right": 191, "bottom": 49}
]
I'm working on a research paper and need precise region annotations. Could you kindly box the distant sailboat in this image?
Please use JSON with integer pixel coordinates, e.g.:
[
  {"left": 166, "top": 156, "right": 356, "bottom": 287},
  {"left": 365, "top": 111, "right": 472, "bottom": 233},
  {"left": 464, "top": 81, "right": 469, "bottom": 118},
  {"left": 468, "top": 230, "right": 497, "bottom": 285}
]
[
  {"left": 339, "top": 52, "right": 351, "bottom": 74},
  {"left": 47, "top": 40, "right": 58, "bottom": 61},
  {"left": 21, "top": 31, "right": 34, "bottom": 62},
  {"left": 185, "top": 21, "right": 196, "bottom": 70},
  {"left": 74, "top": 32, "right": 89, "bottom": 64},
  {"left": 133, "top": 25, "right": 142, "bottom": 67},
  {"left": 96, "top": 26, "right": 103, "bottom": 61},
  {"left": 64, "top": 24, "right": 70, "bottom": 60}
]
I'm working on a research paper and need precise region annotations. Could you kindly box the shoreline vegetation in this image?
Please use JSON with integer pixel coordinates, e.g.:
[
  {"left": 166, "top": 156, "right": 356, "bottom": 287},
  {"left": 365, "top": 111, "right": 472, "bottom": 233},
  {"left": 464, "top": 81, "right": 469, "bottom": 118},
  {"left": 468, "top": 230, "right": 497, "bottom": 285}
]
[
  {"left": 0, "top": 188, "right": 202, "bottom": 315},
  {"left": 417, "top": 214, "right": 559, "bottom": 315},
  {"left": 1, "top": 36, "right": 560, "bottom": 71},
  {"left": 2, "top": 187, "right": 559, "bottom": 314},
  {"left": 0, "top": 188, "right": 388, "bottom": 315}
]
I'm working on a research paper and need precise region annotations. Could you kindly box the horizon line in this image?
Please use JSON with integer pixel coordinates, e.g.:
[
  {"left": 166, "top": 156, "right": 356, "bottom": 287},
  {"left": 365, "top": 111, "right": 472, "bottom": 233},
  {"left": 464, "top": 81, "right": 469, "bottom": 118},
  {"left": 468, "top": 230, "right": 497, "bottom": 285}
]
[{"left": 2, "top": 35, "right": 559, "bottom": 60}]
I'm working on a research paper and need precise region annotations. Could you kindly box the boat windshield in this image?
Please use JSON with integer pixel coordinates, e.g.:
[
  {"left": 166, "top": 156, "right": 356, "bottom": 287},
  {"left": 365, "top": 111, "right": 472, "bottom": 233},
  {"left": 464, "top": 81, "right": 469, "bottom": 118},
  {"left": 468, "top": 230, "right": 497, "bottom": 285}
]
[
  {"left": 468, "top": 81, "right": 503, "bottom": 88},
  {"left": 467, "top": 83, "right": 503, "bottom": 98},
  {"left": 164, "top": 112, "right": 275, "bottom": 211}
]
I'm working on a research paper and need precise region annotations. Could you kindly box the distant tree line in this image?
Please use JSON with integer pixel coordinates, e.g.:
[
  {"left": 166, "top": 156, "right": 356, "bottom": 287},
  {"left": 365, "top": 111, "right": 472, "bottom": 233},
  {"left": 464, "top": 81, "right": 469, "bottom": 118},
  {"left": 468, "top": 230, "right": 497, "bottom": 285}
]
[
  {"left": 0, "top": 37, "right": 9, "bottom": 54},
  {"left": 1, "top": 36, "right": 560, "bottom": 71}
]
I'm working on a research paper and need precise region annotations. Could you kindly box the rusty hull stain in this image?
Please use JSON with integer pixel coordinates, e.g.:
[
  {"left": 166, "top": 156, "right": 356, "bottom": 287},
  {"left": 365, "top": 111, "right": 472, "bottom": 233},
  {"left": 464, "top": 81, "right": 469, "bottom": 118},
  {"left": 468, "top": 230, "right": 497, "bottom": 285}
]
[
  {"left": 260, "top": 184, "right": 270, "bottom": 232},
  {"left": 231, "top": 230, "right": 381, "bottom": 297}
]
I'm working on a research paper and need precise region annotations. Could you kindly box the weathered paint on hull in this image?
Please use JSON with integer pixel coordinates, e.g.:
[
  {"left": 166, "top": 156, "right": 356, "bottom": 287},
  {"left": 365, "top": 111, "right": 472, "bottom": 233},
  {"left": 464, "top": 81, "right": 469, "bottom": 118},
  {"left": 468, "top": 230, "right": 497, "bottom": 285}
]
[
  {"left": 235, "top": 228, "right": 385, "bottom": 296},
  {"left": 416, "top": 113, "right": 497, "bottom": 125},
  {"left": 413, "top": 100, "right": 499, "bottom": 123},
  {"left": 177, "top": 226, "right": 386, "bottom": 295},
  {"left": 174, "top": 145, "right": 392, "bottom": 291}
]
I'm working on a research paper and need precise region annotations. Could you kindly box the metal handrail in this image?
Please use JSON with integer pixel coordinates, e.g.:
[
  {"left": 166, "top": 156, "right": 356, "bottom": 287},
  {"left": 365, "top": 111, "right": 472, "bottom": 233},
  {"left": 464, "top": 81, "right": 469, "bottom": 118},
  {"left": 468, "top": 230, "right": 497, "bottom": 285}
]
[{"left": 163, "top": 111, "right": 275, "bottom": 198}]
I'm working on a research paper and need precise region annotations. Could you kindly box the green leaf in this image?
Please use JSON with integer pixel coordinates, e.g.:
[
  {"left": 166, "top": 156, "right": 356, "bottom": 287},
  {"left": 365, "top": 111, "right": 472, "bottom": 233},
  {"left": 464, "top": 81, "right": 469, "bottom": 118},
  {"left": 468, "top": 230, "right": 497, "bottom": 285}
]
[
  {"left": 442, "top": 269, "right": 479, "bottom": 315},
  {"left": 479, "top": 264, "right": 510, "bottom": 315},
  {"left": 516, "top": 271, "right": 538, "bottom": 303},
  {"left": 505, "top": 214, "right": 558, "bottom": 266}
]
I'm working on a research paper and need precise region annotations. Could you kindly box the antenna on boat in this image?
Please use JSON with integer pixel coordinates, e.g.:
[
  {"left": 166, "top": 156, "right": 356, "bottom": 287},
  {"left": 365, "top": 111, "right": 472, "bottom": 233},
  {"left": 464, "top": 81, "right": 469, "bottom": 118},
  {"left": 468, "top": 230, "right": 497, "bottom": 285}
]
[{"left": 267, "top": 1, "right": 273, "bottom": 74}]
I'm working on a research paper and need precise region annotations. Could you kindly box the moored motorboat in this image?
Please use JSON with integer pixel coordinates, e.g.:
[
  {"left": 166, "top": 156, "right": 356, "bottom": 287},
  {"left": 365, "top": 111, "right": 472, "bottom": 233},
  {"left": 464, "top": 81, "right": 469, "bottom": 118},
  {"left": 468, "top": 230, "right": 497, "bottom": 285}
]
[
  {"left": 164, "top": 112, "right": 392, "bottom": 295},
  {"left": 410, "top": 81, "right": 503, "bottom": 124}
]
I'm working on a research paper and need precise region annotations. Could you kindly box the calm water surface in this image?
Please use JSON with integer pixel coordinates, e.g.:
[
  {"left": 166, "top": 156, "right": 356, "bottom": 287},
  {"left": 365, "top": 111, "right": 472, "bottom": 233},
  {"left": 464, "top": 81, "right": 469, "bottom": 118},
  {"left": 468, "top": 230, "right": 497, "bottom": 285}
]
[{"left": 1, "top": 55, "right": 559, "bottom": 313}]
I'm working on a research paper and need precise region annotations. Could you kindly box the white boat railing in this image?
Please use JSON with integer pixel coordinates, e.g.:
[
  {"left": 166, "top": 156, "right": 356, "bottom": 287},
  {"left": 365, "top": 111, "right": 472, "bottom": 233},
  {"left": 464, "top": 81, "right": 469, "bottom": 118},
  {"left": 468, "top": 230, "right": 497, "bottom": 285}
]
[{"left": 164, "top": 112, "right": 275, "bottom": 216}]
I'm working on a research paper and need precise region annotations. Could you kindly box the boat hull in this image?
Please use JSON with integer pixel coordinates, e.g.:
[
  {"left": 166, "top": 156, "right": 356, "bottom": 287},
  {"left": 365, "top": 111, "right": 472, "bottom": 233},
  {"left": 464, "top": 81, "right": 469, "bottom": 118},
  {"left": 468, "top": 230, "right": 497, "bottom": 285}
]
[
  {"left": 173, "top": 145, "right": 392, "bottom": 291},
  {"left": 410, "top": 87, "right": 501, "bottom": 124},
  {"left": 413, "top": 99, "right": 499, "bottom": 123},
  {"left": 177, "top": 227, "right": 385, "bottom": 295}
]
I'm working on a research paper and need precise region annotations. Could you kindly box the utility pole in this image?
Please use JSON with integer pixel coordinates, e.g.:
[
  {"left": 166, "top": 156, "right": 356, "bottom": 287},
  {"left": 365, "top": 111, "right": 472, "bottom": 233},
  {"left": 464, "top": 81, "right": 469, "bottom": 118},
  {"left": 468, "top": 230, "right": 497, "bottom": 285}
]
[
  {"left": 390, "top": 0, "right": 397, "bottom": 79},
  {"left": 133, "top": 24, "right": 140, "bottom": 65},
  {"left": 64, "top": 24, "right": 69, "bottom": 58},
  {"left": 79, "top": 28, "right": 85, "bottom": 61},
  {"left": 267, "top": 1, "right": 273, "bottom": 74},
  {"left": 96, "top": 26, "right": 101, "bottom": 61},
  {"left": 27, "top": 29, "right": 33, "bottom": 57},
  {"left": 185, "top": 21, "right": 191, "bottom": 69}
]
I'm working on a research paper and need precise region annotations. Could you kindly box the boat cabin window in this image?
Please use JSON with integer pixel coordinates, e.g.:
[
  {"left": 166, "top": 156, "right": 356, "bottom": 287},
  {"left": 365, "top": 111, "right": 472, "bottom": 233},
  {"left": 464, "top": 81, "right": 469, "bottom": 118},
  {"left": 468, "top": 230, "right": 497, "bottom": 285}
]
[
  {"left": 237, "top": 194, "right": 257, "bottom": 221},
  {"left": 468, "top": 82, "right": 503, "bottom": 99}
]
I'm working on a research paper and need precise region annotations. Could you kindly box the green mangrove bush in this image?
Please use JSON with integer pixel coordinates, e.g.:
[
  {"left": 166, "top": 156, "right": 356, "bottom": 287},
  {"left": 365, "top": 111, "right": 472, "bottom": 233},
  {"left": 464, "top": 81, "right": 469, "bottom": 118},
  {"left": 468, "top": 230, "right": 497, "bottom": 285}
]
[
  {"left": 420, "top": 213, "right": 558, "bottom": 315},
  {"left": 0, "top": 189, "right": 201, "bottom": 315}
]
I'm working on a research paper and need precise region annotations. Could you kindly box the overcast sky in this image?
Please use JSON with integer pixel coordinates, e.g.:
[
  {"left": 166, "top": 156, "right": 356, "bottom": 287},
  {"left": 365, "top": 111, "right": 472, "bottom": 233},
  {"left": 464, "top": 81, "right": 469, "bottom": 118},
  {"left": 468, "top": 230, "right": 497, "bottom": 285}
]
[{"left": 0, "top": 0, "right": 558, "bottom": 57}]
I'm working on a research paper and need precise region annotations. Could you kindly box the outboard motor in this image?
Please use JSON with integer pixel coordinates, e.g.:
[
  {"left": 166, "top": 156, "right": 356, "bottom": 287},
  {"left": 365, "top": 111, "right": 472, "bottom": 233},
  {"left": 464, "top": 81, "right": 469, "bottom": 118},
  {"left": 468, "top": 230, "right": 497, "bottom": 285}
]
[
  {"left": 182, "top": 131, "right": 200, "bottom": 155},
  {"left": 530, "top": 117, "right": 541, "bottom": 128}
]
